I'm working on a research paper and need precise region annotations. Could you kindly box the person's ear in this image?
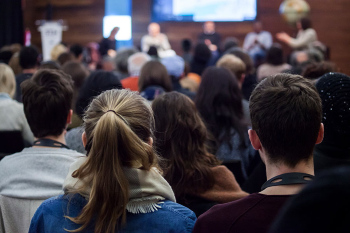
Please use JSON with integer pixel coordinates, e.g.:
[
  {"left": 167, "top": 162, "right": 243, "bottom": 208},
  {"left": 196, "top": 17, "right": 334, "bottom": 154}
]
[
  {"left": 248, "top": 129, "right": 262, "bottom": 150},
  {"left": 148, "top": 137, "right": 153, "bottom": 146},
  {"left": 316, "top": 123, "right": 324, "bottom": 144},
  {"left": 66, "top": 109, "right": 73, "bottom": 125},
  {"left": 82, "top": 131, "right": 87, "bottom": 147}
]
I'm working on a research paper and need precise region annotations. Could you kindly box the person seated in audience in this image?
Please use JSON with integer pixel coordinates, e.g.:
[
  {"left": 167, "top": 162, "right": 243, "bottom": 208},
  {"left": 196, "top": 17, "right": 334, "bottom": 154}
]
[
  {"left": 66, "top": 71, "right": 122, "bottom": 154},
  {"left": 39, "top": 60, "right": 61, "bottom": 70},
  {"left": 313, "top": 72, "right": 350, "bottom": 173},
  {"left": 85, "top": 42, "right": 101, "bottom": 71},
  {"left": 141, "top": 23, "right": 172, "bottom": 57},
  {"left": 121, "top": 52, "right": 151, "bottom": 91},
  {"left": 216, "top": 54, "right": 251, "bottom": 125},
  {"left": 301, "top": 61, "right": 337, "bottom": 83},
  {"left": 193, "top": 73, "right": 324, "bottom": 233},
  {"left": 50, "top": 43, "right": 68, "bottom": 61},
  {"left": 15, "top": 45, "right": 39, "bottom": 102},
  {"left": 257, "top": 43, "right": 291, "bottom": 82},
  {"left": 189, "top": 43, "right": 212, "bottom": 80},
  {"left": 269, "top": 166, "right": 350, "bottom": 233},
  {"left": 161, "top": 55, "right": 196, "bottom": 100},
  {"left": 8, "top": 52, "right": 22, "bottom": 75},
  {"left": 222, "top": 37, "right": 240, "bottom": 54},
  {"left": 114, "top": 47, "right": 138, "bottom": 80},
  {"left": 152, "top": 92, "right": 248, "bottom": 216},
  {"left": 69, "top": 44, "right": 84, "bottom": 62},
  {"left": 277, "top": 17, "right": 318, "bottom": 50},
  {"left": 195, "top": 67, "right": 257, "bottom": 181},
  {"left": 180, "top": 62, "right": 199, "bottom": 93},
  {"left": 225, "top": 47, "right": 256, "bottom": 100},
  {"left": 57, "top": 51, "right": 75, "bottom": 66},
  {"left": 29, "top": 89, "right": 196, "bottom": 233},
  {"left": 198, "top": 21, "right": 221, "bottom": 52},
  {"left": 101, "top": 55, "right": 116, "bottom": 71},
  {"left": 99, "top": 27, "right": 119, "bottom": 57},
  {"left": 181, "top": 39, "right": 193, "bottom": 64},
  {"left": 243, "top": 21, "right": 272, "bottom": 66},
  {"left": 0, "top": 64, "right": 34, "bottom": 147},
  {"left": 62, "top": 61, "right": 89, "bottom": 129},
  {"left": 138, "top": 60, "right": 172, "bottom": 101},
  {"left": 0, "top": 69, "right": 84, "bottom": 233}
]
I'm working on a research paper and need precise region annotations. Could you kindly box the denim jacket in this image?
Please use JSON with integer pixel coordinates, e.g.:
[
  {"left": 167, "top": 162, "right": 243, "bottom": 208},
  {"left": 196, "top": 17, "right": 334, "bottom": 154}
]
[{"left": 29, "top": 194, "right": 196, "bottom": 233}]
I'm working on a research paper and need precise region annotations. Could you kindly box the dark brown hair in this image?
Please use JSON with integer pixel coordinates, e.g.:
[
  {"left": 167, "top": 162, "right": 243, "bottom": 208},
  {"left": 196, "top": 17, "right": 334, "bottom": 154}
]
[
  {"left": 249, "top": 73, "right": 322, "bottom": 167},
  {"left": 138, "top": 60, "right": 172, "bottom": 92},
  {"left": 152, "top": 92, "right": 220, "bottom": 200},
  {"left": 21, "top": 69, "right": 74, "bottom": 138},
  {"left": 300, "top": 17, "right": 312, "bottom": 30}
]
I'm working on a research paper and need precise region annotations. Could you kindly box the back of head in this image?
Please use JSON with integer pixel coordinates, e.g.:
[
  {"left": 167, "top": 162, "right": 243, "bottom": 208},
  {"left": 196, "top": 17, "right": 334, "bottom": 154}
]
[
  {"left": 269, "top": 166, "right": 350, "bottom": 233},
  {"left": 316, "top": 72, "right": 350, "bottom": 147},
  {"left": 223, "top": 37, "right": 239, "bottom": 53},
  {"left": 225, "top": 47, "right": 254, "bottom": 74},
  {"left": 301, "top": 62, "right": 336, "bottom": 81},
  {"left": 250, "top": 74, "right": 322, "bottom": 167},
  {"left": 181, "top": 39, "right": 192, "bottom": 52},
  {"left": 127, "top": 52, "right": 151, "bottom": 76},
  {"left": 152, "top": 92, "right": 219, "bottom": 198},
  {"left": 57, "top": 52, "right": 75, "bottom": 66},
  {"left": 70, "top": 44, "right": 84, "bottom": 58},
  {"left": 115, "top": 48, "right": 138, "bottom": 74},
  {"left": 193, "top": 43, "right": 211, "bottom": 63},
  {"left": 300, "top": 17, "right": 312, "bottom": 30},
  {"left": 266, "top": 43, "right": 284, "bottom": 65},
  {"left": 39, "top": 60, "right": 61, "bottom": 70},
  {"left": 62, "top": 61, "right": 89, "bottom": 90},
  {"left": 69, "top": 89, "right": 158, "bottom": 232},
  {"left": 19, "top": 46, "right": 39, "bottom": 69},
  {"left": 21, "top": 69, "right": 74, "bottom": 138},
  {"left": 0, "top": 64, "right": 16, "bottom": 98},
  {"left": 195, "top": 67, "right": 245, "bottom": 148},
  {"left": 75, "top": 71, "right": 122, "bottom": 118},
  {"left": 138, "top": 60, "right": 172, "bottom": 92},
  {"left": 161, "top": 55, "right": 185, "bottom": 80},
  {"left": 216, "top": 54, "right": 246, "bottom": 82},
  {"left": 51, "top": 44, "right": 67, "bottom": 61}
]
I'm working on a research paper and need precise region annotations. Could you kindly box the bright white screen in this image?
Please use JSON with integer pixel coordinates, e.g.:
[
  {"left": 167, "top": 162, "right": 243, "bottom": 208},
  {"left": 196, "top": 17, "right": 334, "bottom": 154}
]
[{"left": 103, "top": 15, "right": 132, "bottom": 41}]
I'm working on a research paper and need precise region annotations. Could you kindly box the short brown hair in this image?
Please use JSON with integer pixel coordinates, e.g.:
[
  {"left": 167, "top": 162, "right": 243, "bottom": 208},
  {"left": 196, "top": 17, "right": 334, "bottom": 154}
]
[
  {"left": 138, "top": 60, "right": 172, "bottom": 92},
  {"left": 216, "top": 54, "right": 246, "bottom": 81},
  {"left": 21, "top": 69, "right": 74, "bottom": 138},
  {"left": 249, "top": 73, "right": 322, "bottom": 167}
]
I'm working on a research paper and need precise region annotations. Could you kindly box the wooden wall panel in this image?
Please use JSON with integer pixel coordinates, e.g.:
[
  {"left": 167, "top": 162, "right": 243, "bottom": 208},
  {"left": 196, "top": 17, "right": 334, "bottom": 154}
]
[{"left": 24, "top": 0, "right": 350, "bottom": 75}]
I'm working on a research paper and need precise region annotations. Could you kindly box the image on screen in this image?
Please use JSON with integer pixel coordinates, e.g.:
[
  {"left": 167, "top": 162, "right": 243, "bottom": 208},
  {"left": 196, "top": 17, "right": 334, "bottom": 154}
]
[{"left": 152, "top": 0, "right": 257, "bottom": 22}]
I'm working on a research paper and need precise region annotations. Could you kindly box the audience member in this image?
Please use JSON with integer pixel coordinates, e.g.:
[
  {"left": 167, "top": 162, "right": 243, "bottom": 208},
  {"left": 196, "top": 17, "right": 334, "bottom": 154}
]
[
  {"left": 69, "top": 44, "right": 84, "bottom": 62},
  {"left": 161, "top": 55, "right": 196, "bottom": 99},
  {"left": 180, "top": 62, "right": 199, "bottom": 93},
  {"left": 121, "top": 52, "right": 151, "bottom": 91},
  {"left": 257, "top": 43, "right": 291, "bottom": 81},
  {"left": 0, "top": 64, "right": 34, "bottom": 147},
  {"left": 15, "top": 45, "right": 39, "bottom": 102},
  {"left": 8, "top": 52, "right": 22, "bottom": 75},
  {"left": 216, "top": 54, "right": 251, "bottom": 125},
  {"left": 314, "top": 72, "right": 350, "bottom": 173},
  {"left": 85, "top": 42, "right": 101, "bottom": 71},
  {"left": 0, "top": 69, "right": 84, "bottom": 233},
  {"left": 39, "top": 60, "right": 61, "bottom": 70},
  {"left": 0, "top": 50, "right": 13, "bottom": 64},
  {"left": 190, "top": 43, "right": 211, "bottom": 76},
  {"left": 99, "top": 27, "right": 119, "bottom": 57},
  {"left": 50, "top": 43, "right": 68, "bottom": 61},
  {"left": 269, "top": 166, "right": 350, "bottom": 233},
  {"left": 301, "top": 61, "right": 336, "bottom": 82},
  {"left": 193, "top": 73, "right": 324, "bottom": 233},
  {"left": 222, "top": 37, "right": 240, "bottom": 54},
  {"left": 101, "top": 55, "right": 116, "bottom": 71},
  {"left": 195, "top": 67, "right": 257, "bottom": 180},
  {"left": 198, "top": 21, "right": 221, "bottom": 52},
  {"left": 66, "top": 71, "right": 122, "bottom": 153},
  {"left": 152, "top": 92, "right": 248, "bottom": 216},
  {"left": 29, "top": 89, "right": 196, "bottom": 233},
  {"left": 181, "top": 39, "right": 193, "bottom": 64},
  {"left": 141, "top": 23, "right": 171, "bottom": 56},
  {"left": 114, "top": 47, "right": 138, "bottom": 80},
  {"left": 243, "top": 21, "right": 272, "bottom": 65},
  {"left": 277, "top": 17, "right": 318, "bottom": 50},
  {"left": 138, "top": 60, "right": 172, "bottom": 101},
  {"left": 57, "top": 52, "right": 75, "bottom": 66}
]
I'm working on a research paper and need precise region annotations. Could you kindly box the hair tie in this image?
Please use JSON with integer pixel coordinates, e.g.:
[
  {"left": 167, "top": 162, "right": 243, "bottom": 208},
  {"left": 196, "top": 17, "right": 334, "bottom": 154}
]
[{"left": 106, "top": 110, "right": 129, "bottom": 125}]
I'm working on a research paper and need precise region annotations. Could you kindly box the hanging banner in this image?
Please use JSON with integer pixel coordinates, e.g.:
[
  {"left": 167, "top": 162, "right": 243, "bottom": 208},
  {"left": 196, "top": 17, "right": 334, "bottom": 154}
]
[{"left": 39, "top": 21, "right": 63, "bottom": 61}]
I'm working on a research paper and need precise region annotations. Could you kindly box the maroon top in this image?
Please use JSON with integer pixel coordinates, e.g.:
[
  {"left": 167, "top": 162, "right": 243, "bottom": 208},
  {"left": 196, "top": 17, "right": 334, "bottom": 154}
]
[{"left": 193, "top": 193, "right": 292, "bottom": 233}]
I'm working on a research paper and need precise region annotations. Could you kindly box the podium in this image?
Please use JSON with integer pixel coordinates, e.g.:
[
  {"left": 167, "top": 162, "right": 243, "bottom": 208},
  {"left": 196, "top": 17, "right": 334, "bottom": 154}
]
[{"left": 36, "top": 20, "right": 68, "bottom": 61}]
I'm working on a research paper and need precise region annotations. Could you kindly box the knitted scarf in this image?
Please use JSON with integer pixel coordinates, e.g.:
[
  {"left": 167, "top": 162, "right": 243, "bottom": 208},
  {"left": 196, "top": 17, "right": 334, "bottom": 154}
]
[{"left": 63, "top": 157, "right": 176, "bottom": 214}]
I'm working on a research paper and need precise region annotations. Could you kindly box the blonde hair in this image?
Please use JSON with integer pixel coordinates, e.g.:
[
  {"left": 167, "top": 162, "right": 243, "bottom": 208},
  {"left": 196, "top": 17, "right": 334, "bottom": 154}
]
[
  {"left": 67, "top": 89, "right": 159, "bottom": 233},
  {"left": 50, "top": 44, "right": 67, "bottom": 61},
  {"left": 0, "top": 64, "right": 16, "bottom": 98},
  {"left": 216, "top": 54, "right": 246, "bottom": 81}
]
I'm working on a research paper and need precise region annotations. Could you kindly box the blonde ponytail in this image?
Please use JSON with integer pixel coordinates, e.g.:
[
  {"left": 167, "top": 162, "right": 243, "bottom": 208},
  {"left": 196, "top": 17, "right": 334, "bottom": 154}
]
[{"left": 67, "top": 89, "right": 159, "bottom": 233}]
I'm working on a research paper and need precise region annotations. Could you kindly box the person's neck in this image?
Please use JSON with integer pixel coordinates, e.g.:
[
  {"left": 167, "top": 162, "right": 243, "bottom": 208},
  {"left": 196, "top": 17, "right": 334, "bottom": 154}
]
[
  {"left": 33, "top": 133, "right": 67, "bottom": 148},
  {"left": 260, "top": 159, "right": 314, "bottom": 195},
  {"left": 22, "top": 68, "right": 36, "bottom": 74}
]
